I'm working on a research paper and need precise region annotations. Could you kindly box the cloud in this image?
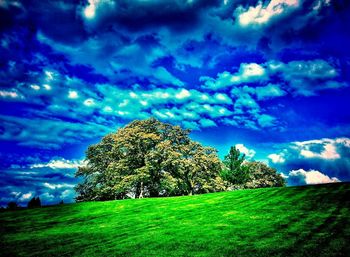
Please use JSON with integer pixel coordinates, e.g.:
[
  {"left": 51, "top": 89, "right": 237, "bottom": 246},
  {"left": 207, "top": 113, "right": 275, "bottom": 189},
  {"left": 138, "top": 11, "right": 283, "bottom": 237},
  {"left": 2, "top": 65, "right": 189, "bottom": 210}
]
[
  {"left": 68, "top": 90, "right": 79, "bottom": 99},
  {"left": 293, "top": 138, "right": 346, "bottom": 160},
  {"left": 268, "top": 153, "right": 286, "bottom": 163},
  {"left": 201, "top": 59, "right": 345, "bottom": 96},
  {"left": 0, "top": 90, "right": 22, "bottom": 100},
  {"left": 201, "top": 62, "right": 267, "bottom": 90},
  {"left": 235, "top": 143, "right": 256, "bottom": 159},
  {"left": 0, "top": 158, "right": 79, "bottom": 206},
  {"left": 0, "top": 62, "right": 283, "bottom": 146},
  {"left": 199, "top": 118, "right": 217, "bottom": 128},
  {"left": 79, "top": 0, "right": 221, "bottom": 32},
  {"left": 82, "top": 0, "right": 116, "bottom": 20},
  {"left": 30, "top": 158, "right": 85, "bottom": 169},
  {"left": 0, "top": 115, "right": 115, "bottom": 149},
  {"left": 236, "top": 0, "right": 299, "bottom": 27},
  {"left": 286, "top": 168, "right": 340, "bottom": 185},
  {"left": 175, "top": 88, "right": 191, "bottom": 99},
  {"left": 268, "top": 59, "right": 346, "bottom": 96},
  {"left": 43, "top": 182, "right": 75, "bottom": 190},
  {"left": 257, "top": 114, "right": 276, "bottom": 128},
  {"left": 18, "top": 192, "right": 33, "bottom": 202},
  {"left": 254, "top": 84, "right": 286, "bottom": 100},
  {"left": 37, "top": 32, "right": 185, "bottom": 87},
  {"left": 268, "top": 137, "right": 350, "bottom": 181}
]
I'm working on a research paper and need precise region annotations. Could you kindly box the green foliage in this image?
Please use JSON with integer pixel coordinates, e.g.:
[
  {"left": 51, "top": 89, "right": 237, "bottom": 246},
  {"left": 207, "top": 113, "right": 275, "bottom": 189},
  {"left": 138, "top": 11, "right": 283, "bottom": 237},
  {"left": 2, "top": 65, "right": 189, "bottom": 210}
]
[
  {"left": 75, "top": 118, "right": 224, "bottom": 201},
  {"left": 1, "top": 183, "right": 350, "bottom": 256},
  {"left": 221, "top": 146, "right": 285, "bottom": 189},
  {"left": 244, "top": 161, "right": 286, "bottom": 188},
  {"left": 221, "top": 146, "right": 250, "bottom": 187}
]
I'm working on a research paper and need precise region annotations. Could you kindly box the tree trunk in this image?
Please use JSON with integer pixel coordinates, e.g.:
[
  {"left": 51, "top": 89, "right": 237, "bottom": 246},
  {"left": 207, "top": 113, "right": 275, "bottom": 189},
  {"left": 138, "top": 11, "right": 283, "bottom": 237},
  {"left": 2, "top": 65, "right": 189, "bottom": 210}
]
[{"left": 139, "top": 182, "right": 144, "bottom": 198}]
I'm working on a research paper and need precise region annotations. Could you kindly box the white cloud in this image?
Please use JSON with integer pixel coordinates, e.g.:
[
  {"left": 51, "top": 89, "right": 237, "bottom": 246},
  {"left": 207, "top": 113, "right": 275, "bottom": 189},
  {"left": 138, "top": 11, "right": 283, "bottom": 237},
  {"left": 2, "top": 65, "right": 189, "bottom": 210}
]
[
  {"left": 30, "top": 84, "right": 40, "bottom": 90},
  {"left": 82, "top": 0, "right": 116, "bottom": 20},
  {"left": 201, "top": 59, "right": 343, "bottom": 96},
  {"left": 0, "top": 90, "right": 21, "bottom": 99},
  {"left": 68, "top": 90, "right": 79, "bottom": 99},
  {"left": 201, "top": 62, "right": 267, "bottom": 90},
  {"left": 175, "top": 89, "right": 191, "bottom": 99},
  {"left": 214, "top": 93, "right": 232, "bottom": 104},
  {"left": 239, "top": 63, "right": 265, "bottom": 77},
  {"left": 19, "top": 192, "right": 33, "bottom": 202},
  {"left": 268, "top": 153, "right": 285, "bottom": 163},
  {"left": 43, "top": 182, "right": 75, "bottom": 190},
  {"left": 235, "top": 143, "right": 256, "bottom": 159},
  {"left": 43, "top": 84, "right": 51, "bottom": 90},
  {"left": 83, "top": 0, "right": 96, "bottom": 19},
  {"left": 103, "top": 105, "right": 113, "bottom": 112},
  {"left": 83, "top": 98, "right": 96, "bottom": 106},
  {"left": 255, "top": 84, "right": 286, "bottom": 100},
  {"left": 233, "top": 92, "right": 260, "bottom": 113},
  {"left": 294, "top": 138, "right": 343, "bottom": 160},
  {"left": 237, "top": 0, "right": 299, "bottom": 27},
  {"left": 45, "top": 70, "right": 54, "bottom": 81},
  {"left": 30, "top": 158, "right": 85, "bottom": 169},
  {"left": 287, "top": 169, "right": 340, "bottom": 185}
]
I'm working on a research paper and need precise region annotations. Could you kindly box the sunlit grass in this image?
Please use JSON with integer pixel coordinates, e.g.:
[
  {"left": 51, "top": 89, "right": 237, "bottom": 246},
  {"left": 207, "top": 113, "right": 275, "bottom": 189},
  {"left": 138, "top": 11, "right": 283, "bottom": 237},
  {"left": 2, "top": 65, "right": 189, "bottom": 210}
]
[{"left": 1, "top": 183, "right": 350, "bottom": 256}]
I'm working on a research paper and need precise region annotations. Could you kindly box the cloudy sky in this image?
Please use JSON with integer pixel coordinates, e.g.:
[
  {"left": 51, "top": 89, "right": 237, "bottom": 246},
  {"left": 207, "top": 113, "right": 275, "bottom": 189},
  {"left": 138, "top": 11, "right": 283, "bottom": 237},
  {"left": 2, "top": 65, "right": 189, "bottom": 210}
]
[{"left": 1, "top": 0, "right": 349, "bottom": 206}]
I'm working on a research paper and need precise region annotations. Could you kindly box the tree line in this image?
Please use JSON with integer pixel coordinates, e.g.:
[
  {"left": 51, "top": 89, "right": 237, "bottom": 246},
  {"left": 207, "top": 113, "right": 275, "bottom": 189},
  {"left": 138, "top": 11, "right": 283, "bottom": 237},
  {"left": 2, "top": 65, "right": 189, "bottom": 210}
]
[
  {"left": 2, "top": 198, "right": 65, "bottom": 211},
  {"left": 75, "top": 118, "right": 285, "bottom": 201}
]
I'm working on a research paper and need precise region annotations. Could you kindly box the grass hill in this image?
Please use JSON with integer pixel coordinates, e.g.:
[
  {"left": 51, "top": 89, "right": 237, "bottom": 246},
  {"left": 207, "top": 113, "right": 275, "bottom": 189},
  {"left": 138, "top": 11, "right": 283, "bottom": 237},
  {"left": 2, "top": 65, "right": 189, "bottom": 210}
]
[{"left": 1, "top": 183, "right": 350, "bottom": 257}]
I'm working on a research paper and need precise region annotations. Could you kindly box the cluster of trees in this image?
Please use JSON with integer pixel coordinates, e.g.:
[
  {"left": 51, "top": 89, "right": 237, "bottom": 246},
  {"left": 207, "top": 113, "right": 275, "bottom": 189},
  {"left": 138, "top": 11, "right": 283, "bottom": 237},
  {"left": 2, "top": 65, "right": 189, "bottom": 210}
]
[
  {"left": 2, "top": 197, "right": 42, "bottom": 211},
  {"left": 2, "top": 198, "right": 65, "bottom": 211},
  {"left": 221, "top": 147, "right": 285, "bottom": 189},
  {"left": 76, "top": 118, "right": 285, "bottom": 201},
  {"left": 27, "top": 197, "right": 41, "bottom": 208}
]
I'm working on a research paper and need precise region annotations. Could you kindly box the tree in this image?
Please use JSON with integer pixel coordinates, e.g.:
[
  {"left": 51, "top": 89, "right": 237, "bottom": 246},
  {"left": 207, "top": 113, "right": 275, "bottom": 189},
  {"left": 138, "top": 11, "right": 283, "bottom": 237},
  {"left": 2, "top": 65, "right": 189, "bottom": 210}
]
[
  {"left": 75, "top": 118, "right": 224, "bottom": 201},
  {"left": 27, "top": 197, "right": 41, "bottom": 208},
  {"left": 243, "top": 161, "right": 286, "bottom": 188},
  {"left": 221, "top": 146, "right": 250, "bottom": 188},
  {"left": 7, "top": 201, "right": 19, "bottom": 210},
  {"left": 221, "top": 146, "right": 285, "bottom": 189}
]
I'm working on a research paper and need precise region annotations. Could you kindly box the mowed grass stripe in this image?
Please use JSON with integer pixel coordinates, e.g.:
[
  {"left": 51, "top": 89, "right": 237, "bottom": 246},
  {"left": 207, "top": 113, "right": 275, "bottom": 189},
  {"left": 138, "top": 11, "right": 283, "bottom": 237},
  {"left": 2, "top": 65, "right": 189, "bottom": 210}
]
[{"left": 1, "top": 183, "right": 350, "bottom": 257}]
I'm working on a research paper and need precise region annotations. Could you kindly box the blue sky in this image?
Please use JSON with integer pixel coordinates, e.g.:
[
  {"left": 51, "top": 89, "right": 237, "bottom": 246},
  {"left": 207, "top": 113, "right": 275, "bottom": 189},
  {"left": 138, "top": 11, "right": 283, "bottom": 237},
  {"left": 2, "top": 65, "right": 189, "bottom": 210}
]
[{"left": 1, "top": 0, "right": 350, "bottom": 206}]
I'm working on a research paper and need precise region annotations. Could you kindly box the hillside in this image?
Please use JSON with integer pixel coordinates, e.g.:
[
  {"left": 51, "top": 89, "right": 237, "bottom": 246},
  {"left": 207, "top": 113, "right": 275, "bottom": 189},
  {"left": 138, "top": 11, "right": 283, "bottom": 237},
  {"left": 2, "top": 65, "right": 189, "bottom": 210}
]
[{"left": 1, "top": 183, "right": 350, "bottom": 257}]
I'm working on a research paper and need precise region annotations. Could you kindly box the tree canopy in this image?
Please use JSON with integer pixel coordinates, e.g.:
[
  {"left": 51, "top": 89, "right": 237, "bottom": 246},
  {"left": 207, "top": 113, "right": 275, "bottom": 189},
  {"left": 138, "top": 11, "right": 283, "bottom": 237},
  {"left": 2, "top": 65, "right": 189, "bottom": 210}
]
[
  {"left": 243, "top": 161, "right": 286, "bottom": 188},
  {"left": 75, "top": 118, "right": 224, "bottom": 201}
]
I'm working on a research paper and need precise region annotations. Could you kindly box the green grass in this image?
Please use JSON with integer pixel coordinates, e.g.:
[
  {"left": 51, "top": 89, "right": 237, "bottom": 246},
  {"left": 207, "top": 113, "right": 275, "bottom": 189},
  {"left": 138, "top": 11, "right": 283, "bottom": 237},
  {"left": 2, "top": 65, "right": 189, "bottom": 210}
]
[{"left": 1, "top": 183, "right": 350, "bottom": 257}]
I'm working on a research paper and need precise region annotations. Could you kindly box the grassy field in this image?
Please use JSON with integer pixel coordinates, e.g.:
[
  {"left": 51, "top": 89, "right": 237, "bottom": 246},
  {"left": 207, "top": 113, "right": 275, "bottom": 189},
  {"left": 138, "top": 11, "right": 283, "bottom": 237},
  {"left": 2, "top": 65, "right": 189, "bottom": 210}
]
[{"left": 1, "top": 183, "right": 350, "bottom": 257}]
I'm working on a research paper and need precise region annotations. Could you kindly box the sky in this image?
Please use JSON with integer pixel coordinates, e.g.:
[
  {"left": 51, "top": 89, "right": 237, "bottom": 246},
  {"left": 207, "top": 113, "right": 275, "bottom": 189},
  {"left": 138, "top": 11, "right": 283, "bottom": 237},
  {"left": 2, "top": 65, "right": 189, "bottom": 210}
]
[{"left": 0, "top": 0, "right": 350, "bottom": 206}]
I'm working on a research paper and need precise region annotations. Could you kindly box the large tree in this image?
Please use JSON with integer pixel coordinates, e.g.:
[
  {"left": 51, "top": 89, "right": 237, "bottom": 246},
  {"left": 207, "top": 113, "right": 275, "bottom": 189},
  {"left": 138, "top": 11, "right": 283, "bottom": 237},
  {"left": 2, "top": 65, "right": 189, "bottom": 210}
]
[{"left": 75, "top": 118, "right": 224, "bottom": 201}]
